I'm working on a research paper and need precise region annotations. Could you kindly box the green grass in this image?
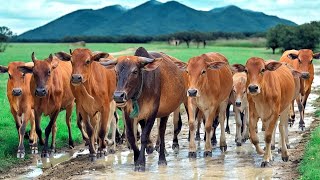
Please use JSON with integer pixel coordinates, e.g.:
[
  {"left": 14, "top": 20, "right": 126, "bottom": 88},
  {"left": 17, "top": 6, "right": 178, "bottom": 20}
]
[{"left": 0, "top": 42, "right": 281, "bottom": 173}]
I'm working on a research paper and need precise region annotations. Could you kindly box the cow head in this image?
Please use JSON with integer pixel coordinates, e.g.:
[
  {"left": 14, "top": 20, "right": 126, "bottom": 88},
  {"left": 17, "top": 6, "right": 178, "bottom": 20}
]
[
  {"left": 100, "top": 56, "right": 161, "bottom": 107},
  {"left": 18, "top": 52, "right": 59, "bottom": 97},
  {"left": 0, "top": 62, "right": 33, "bottom": 97},
  {"left": 232, "top": 72, "right": 247, "bottom": 108},
  {"left": 287, "top": 49, "right": 320, "bottom": 79},
  {"left": 232, "top": 57, "right": 282, "bottom": 96},
  {"left": 55, "top": 48, "right": 109, "bottom": 85},
  {"left": 174, "top": 55, "right": 226, "bottom": 97}
]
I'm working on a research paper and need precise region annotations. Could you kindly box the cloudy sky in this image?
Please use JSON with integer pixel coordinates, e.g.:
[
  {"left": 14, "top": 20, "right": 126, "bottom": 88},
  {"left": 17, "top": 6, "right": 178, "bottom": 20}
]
[{"left": 1, "top": 0, "right": 319, "bottom": 35}]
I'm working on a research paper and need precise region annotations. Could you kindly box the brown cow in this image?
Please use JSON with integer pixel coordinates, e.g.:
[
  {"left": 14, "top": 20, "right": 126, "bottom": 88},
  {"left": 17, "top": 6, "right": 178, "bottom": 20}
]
[
  {"left": 18, "top": 53, "right": 75, "bottom": 157},
  {"left": 0, "top": 62, "right": 37, "bottom": 158},
  {"left": 232, "top": 57, "right": 297, "bottom": 167},
  {"left": 99, "top": 47, "right": 186, "bottom": 172},
  {"left": 280, "top": 49, "right": 320, "bottom": 130},
  {"left": 175, "top": 52, "right": 233, "bottom": 158},
  {"left": 55, "top": 48, "right": 116, "bottom": 161}
]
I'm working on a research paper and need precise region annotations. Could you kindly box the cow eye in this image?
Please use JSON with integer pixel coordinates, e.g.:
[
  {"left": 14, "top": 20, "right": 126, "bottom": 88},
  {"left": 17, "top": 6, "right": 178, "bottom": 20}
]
[
  {"left": 244, "top": 69, "right": 248, "bottom": 73},
  {"left": 243, "top": 90, "right": 246, "bottom": 94},
  {"left": 201, "top": 70, "right": 206, "bottom": 75},
  {"left": 260, "top": 69, "right": 265, "bottom": 74},
  {"left": 132, "top": 70, "right": 138, "bottom": 74},
  {"left": 310, "top": 60, "right": 313, "bottom": 64},
  {"left": 298, "top": 59, "right": 302, "bottom": 64},
  {"left": 186, "top": 70, "right": 189, "bottom": 74},
  {"left": 22, "top": 73, "right": 25, "bottom": 78},
  {"left": 86, "top": 60, "right": 90, "bottom": 65},
  {"left": 48, "top": 70, "right": 51, "bottom": 76},
  {"left": 232, "top": 89, "right": 236, "bottom": 93}
]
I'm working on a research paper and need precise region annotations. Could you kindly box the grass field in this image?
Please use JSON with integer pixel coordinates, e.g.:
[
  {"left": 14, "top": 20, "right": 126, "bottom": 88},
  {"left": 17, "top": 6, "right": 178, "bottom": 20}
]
[{"left": 0, "top": 42, "right": 282, "bottom": 172}]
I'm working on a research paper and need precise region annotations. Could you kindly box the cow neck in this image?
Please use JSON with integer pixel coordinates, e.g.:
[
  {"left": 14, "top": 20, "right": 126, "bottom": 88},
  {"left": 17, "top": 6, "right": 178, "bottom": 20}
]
[{"left": 129, "top": 71, "right": 144, "bottom": 118}]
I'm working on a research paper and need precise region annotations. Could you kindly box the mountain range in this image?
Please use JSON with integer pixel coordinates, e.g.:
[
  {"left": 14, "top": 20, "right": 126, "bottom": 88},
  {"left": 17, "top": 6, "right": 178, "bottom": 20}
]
[{"left": 18, "top": 0, "right": 296, "bottom": 40}]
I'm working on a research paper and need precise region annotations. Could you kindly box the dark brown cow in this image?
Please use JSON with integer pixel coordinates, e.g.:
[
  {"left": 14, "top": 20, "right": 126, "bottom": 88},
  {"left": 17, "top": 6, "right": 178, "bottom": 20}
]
[
  {"left": 100, "top": 47, "right": 186, "bottom": 172},
  {"left": 18, "top": 53, "right": 75, "bottom": 157},
  {"left": 55, "top": 48, "right": 116, "bottom": 160},
  {"left": 0, "top": 62, "right": 37, "bottom": 158},
  {"left": 280, "top": 49, "right": 320, "bottom": 130},
  {"left": 175, "top": 52, "right": 233, "bottom": 157},
  {"left": 232, "top": 58, "right": 297, "bottom": 167}
]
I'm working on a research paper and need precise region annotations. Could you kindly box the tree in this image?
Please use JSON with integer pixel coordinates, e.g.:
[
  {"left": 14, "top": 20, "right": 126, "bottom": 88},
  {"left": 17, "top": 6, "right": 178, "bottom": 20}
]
[
  {"left": 174, "top": 32, "right": 193, "bottom": 48},
  {"left": 266, "top": 25, "right": 282, "bottom": 54},
  {"left": 0, "top": 26, "right": 13, "bottom": 53}
]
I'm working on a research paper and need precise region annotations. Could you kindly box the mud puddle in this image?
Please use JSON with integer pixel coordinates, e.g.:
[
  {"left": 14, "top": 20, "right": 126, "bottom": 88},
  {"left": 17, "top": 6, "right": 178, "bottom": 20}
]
[{"left": 11, "top": 66, "right": 320, "bottom": 180}]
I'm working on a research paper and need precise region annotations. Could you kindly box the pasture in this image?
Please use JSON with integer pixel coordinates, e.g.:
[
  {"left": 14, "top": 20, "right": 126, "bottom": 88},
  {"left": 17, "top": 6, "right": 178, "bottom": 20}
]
[{"left": 0, "top": 42, "right": 314, "bottom": 178}]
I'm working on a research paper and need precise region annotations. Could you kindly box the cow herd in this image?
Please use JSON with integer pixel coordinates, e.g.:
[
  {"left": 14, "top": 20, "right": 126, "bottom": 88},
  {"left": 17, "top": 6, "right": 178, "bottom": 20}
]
[{"left": 0, "top": 47, "right": 318, "bottom": 172}]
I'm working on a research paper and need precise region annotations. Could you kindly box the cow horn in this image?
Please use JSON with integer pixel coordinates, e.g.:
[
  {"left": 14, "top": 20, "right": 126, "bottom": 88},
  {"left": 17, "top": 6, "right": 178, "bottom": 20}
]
[
  {"left": 100, "top": 59, "right": 118, "bottom": 66},
  {"left": 139, "top": 57, "right": 154, "bottom": 64},
  {"left": 31, "top": 52, "right": 36, "bottom": 63},
  {"left": 69, "top": 49, "right": 72, "bottom": 55}
]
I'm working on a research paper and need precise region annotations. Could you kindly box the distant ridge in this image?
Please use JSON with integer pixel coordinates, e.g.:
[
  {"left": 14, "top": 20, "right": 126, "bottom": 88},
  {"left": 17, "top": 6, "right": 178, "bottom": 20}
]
[{"left": 18, "top": 0, "right": 296, "bottom": 40}]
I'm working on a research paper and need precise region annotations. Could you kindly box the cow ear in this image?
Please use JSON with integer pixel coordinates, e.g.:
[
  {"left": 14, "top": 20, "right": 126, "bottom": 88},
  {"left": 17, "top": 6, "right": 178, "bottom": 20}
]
[
  {"left": 291, "top": 69, "right": 302, "bottom": 78},
  {"left": 18, "top": 66, "right": 33, "bottom": 74},
  {"left": 100, "top": 60, "right": 117, "bottom": 69},
  {"left": 231, "top": 64, "right": 246, "bottom": 73},
  {"left": 174, "top": 61, "right": 187, "bottom": 71},
  {"left": 92, "top": 53, "right": 110, "bottom": 62},
  {"left": 207, "top": 61, "right": 226, "bottom": 70},
  {"left": 265, "top": 61, "right": 282, "bottom": 71},
  {"left": 142, "top": 58, "right": 162, "bottom": 71},
  {"left": 0, "top": 66, "right": 8, "bottom": 73},
  {"left": 55, "top": 52, "right": 71, "bottom": 61},
  {"left": 288, "top": 53, "right": 298, "bottom": 60},
  {"left": 313, "top": 53, "right": 320, "bottom": 59}
]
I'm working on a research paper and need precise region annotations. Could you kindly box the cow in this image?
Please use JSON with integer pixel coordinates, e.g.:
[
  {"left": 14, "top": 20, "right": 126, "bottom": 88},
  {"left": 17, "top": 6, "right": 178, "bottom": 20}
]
[
  {"left": 55, "top": 48, "right": 117, "bottom": 161},
  {"left": 229, "top": 72, "right": 249, "bottom": 146},
  {"left": 174, "top": 52, "right": 233, "bottom": 158},
  {"left": 18, "top": 53, "right": 75, "bottom": 157},
  {"left": 232, "top": 57, "right": 298, "bottom": 167},
  {"left": 99, "top": 47, "right": 187, "bottom": 172},
  {"left": 280, "top": 49, "right": 320, "bottom": 130},
  {"left": 0, "top": 62, "right": 37, "bottom": 158}
]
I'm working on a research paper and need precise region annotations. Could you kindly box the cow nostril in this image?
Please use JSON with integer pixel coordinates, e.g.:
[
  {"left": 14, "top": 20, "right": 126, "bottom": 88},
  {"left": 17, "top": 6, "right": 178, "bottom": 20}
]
[
  {"left": 248, "top": 85, "right": 259, "bottom": 93},
  {"left": 188, "top": 89, "right": 198, "bottom": 97},
  {"left": 235, "top": 102, "right": 241, "bottom": 106}
]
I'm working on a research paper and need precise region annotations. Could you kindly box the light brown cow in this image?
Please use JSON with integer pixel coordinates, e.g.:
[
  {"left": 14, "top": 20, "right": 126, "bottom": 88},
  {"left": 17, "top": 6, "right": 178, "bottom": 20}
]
[
  {"left": 280, "top": 49, "right": 320, "bottom": 130},
  {"left": 232, "top": 57, "right": 297, "bottom": 167},
  {"left": 175, "top": 52, "right": 233, "bottom": 158},
  {"left": 0, "top": 62, "right": 37, "bottom": 158},
  {"left": 55, "top": 48, "right": 116, "bottom": 161},
  {"left": 18, "top": 53, "right": 75, "bottom": 157}
]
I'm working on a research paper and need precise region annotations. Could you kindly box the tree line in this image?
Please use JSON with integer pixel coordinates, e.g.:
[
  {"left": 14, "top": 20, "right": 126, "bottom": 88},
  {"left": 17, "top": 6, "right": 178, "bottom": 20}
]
[{"left": 266, "top": 21, "right": 320, "bottom": 54}]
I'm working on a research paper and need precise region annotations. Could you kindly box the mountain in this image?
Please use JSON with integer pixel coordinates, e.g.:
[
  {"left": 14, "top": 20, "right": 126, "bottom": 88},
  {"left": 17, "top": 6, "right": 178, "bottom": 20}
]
[{"left": 18, "top": 1, "right": 296, "bottom": 40}]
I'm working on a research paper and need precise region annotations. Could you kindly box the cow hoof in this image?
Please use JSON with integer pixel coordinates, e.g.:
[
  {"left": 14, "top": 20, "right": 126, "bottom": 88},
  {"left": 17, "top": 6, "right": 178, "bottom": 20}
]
[
  {"left": 211, "top": 139, "right": 217, "bottom": 146},
  {"left": 220, "top": 145, "right": 227, "bottom": 152},
  {"left": 17, "top": 151, "right": 25, "bottom": 159},
  {"left": 278, "top": 148, "right": 282, "bottom": 154},
  {"left": 271, "top": 145, "right": 275, "bottom": 150},
  {"left": 225, "top": 127, "right": 230, "bottom": 134},
  {"left": 287, "top": 144, "right": 290, "bottom": 149},
  {"left": 115, "top": 137, "right": 123, "bottom": 145},
  {"left": 188, "top": 152, "right": 197, "bottom": 159},
  {"left": 261, "top": 161, "right": 271, "bottom": 168},
  {"left": 195, "top": 134, "right": 201, "bottom": 141},
  {"left": 261, "top": 127, "right": 265, "bottom": 131},
  {"left": 41, "top": 152, "right": 50, "bottom": 158},
  {"left": 203, "top": 151, "right": 212, "bottom": 157},
  {"left": 31, "top": 146, "right": 38, "bottom": 154},
  {"left": 146, "top": 145, "right": 154, "bottom": 155},
  {"left": 158, "top": 159, "right": 167, "bottom": 166},
  {"left": 172, "top": 143, "right": 179, "bottom": 152},
  {"left": 299, "top": 124, "right": 305, "bottom": 131},
  {"left": 89, "top": 154, "right": 97, "bottom": 162},
  {"left": 134, "top": 164, "right": 145, "bottom": 172},
  {"left": 155, "top": 145, "right": 160, "bottom": 152},
  {"left": 282, "top": 156, "right": 289, "bottom": 162},
  {"left": 108, "top": 148, "right": 115, "bottom": 154},
  {"left": 236, "top": 142, "right": 242, "bottom": 146},
  {"left": 242, "top": 138, "right": 248, "bottom": 143}
]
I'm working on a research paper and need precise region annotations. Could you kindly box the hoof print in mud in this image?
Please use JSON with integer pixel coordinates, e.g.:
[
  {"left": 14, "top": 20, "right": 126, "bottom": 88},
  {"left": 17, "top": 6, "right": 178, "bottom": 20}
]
[
  {"left": 158, "top": 160, "right": 167, "bottom": 166},
  {"left": 261, "top": 161, "right": 271, "bottom": 168},
  {"left": 188, "top": 152, "right": 197, "bottom": 158},
  {"left": 282, "top": 156, "right": 289, "bottom": 162},
  {"left": 146, "top": 145, "right": 154, "bottom": 154},
  {"left": 203, "top": 151, "right": 212, "bottom": 157},
  {"left": 172, "top": 143, "right": 179, "bottom": 151},
  {"left": 220, "top": 145, "right": 227, "bottom": 152}
]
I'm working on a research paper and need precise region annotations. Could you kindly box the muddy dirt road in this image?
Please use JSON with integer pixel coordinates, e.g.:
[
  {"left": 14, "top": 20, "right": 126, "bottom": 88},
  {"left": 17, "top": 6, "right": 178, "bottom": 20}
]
[{"left": 3, "top": 66, "right": 320, "bottom": 180}]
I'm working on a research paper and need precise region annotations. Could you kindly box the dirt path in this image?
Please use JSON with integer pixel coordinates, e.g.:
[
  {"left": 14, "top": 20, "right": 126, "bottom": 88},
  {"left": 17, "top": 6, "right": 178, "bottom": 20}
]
[{"left": 1, "top": 66, "right": 319, "bottom": 180}]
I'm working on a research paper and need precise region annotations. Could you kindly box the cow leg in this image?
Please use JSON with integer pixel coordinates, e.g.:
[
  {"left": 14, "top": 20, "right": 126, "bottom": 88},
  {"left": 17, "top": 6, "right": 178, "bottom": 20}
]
[
  {"left": 106, "top": 102, "right": 117, "bottom": 154},
  {"left": 235, "top": 108, "right": 242, "bottom": 146},
  {"left": 219, "top": 100, "right": 228, "bottom": 152},
  {"left": 124, "top": 113, "right": 139, "bottom": 164},
  {"left": 195, "top": 112, "right": 201, "bottom": 141},
  {"left": 29, "top": 110, "right": 38, "bottom": 154},
  {"left": 135, "top": 112, "right": 157, "bottom": 172},
  {"left": 50, "top": 122, "right": 57, "bottom": 154},
  {"left": 297, "top": 94, "right": 306, "bottom": 131},
  {"left": 66, "top": 103, "right": 74, "bottom": 148},
  {"left": 271, "top": 121, "right": 276, "bottom": 151},
  {"left": 97, "top": 108, "right": 111, "bottom": 158},
  {"left": 34, "top": 110, "right": 44, "bottom": 146},
  {"left": 249, "top": 102, "right": 264, "bottom": 155},
  {"left": 42, "top": 110, "right": 59, "bottom": 158},
  {"left": 279, "top": 107, "right": 289, "bottom": 161},
  {"left": 211, "top": 116, "right": 219, "bottom": 146},
  {"left": 225, "top": 103, "right": 231, "bottom": 134},
  {"left": 242, "top": 107, "right": 249, "bottom": 142},
  {"left": 158, "top": 116, "right": 169, "bottom": 166},
  {"left": 155, "top": 118, "right": 161, "bottom": 152},
  {"left": 17, "top": 113, "right": 28, "bottom": 158},
  {"left": 172, "top": 107, "right": 182, "bottom": 152},
  {"left": 187, "top": 100, "right": 197, "bottom": 158},
  {"left": 77, "top": 113, "right": 89, "bottom": 146},
  {"left": 140, "top": 120, "right": 154, "bottom": 155},
  {"left": 114, "top": 111, "right": 123, "bottom": 145},
  {"left": 84, "top": 114, "right": 97, "bottom": 161},
  {"left": 204, "top": 110, "right": 215, "bottom": 157},
  {"left": 288, "top": 101, "right": 295, "bottom": 127},
  {"left": 261, "top": 114, "right": 278, "bottom": 167}
]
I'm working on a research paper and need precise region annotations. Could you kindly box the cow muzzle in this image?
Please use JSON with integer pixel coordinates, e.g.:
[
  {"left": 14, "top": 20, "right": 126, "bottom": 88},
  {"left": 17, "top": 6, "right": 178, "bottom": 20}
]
[
  {"left": 12, "top": 88, "right": 22, "bottom": 96},
  {"left": 301, "top": 72, "right": 310, "bottom": 79},
  {"left": 187, "top": 88, "right": 198, "bottom": 97},
  {"left": 248, "top": 84, "right": 260, "bottom": 94},
  {"left": 113, "top": 91, "right": 127, "bottom": 107},
  {"left": 235, "top": 100, "right": 242, "bottom": 107},
  {"left": 35, "top": 87, "right": 47, "bottom": 97},
  {"left": 71, "top": 74, "right": 83, "bottom": 85}
]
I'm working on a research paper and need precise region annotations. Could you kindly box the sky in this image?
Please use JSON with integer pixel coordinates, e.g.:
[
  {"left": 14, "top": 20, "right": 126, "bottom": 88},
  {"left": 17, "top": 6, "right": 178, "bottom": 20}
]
[{"left": 0, "top": 0, "right": 319, "bottom": 35}]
